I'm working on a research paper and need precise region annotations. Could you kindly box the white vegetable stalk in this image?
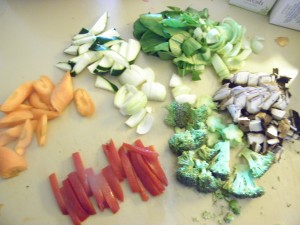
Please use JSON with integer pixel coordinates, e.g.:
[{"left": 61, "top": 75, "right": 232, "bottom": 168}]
[
  {"left": 136, "top": 113, "right": 154, "bottom": 135},
  {"left": 125, "top": 108, "right": 147, "bottom": 127},
  {"left": 141, "top": 82, "right": 166, "bottom": 101},
  {"left": 169, "top": 73, "right": 183, "bottom": 87}
]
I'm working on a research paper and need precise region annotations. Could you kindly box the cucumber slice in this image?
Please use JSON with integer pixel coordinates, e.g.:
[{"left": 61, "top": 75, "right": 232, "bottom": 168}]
[
  {"left": 97, "top": 28, "right": 120, "bottom": 38},
  {"left": 64, "top": 45, "right": 79, "bottom": 56},
  {"left": 90, "top": 12, "right": 108, "bottom": 35},
  {"left": 78, "top": 42, "right": 93, "bottom": 55},
  {"left": 95, "top": 75, "right": 118, "bottom": 92},
  {"left": 55, "top": 62, "right": 72, "bottom": 71},
  {"left": 97, "top": 55, "right": 114, "bottom": 71},
  {"left": 72, "top": 35, "right": 96, "bottom": 46},
  {"left": 110, "top": 41, "right": 128, "bottom": 76},
  {"left": 126, "top": 39, "right": 141, "bottom": 64},
  {"left": 70, "top": 51, "right": 103, "bottom": 76},
  {"left": 87, "top": 59, "right": 102, "bottom": 74},
  {"left": 72, "top": 32, "right": 93, "bottom": 40}
]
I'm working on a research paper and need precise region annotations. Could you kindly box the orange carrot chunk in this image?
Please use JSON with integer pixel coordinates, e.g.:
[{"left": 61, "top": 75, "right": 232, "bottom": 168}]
[
  {"left": 28, "top": 92, "right": 50, "bottom": 110},
  {"left": 0, "top": 123, "right": 24, "bottom": 146},
  {"left": 0, "top": 109, "right": 33, "bottom": 128},
  {"left": 0, "top": 81, "right": 33, "bottom": 112},
  {"left": 30, "top": 108, "right": 59, "bottom": 120},
  {"left": 36, "top": 114, "right": 47, "bottom": 146},
  {"left": 32, "top": 75, "right": 55, "bottom": 105},
  {"left": 74, "top": 88, "right": 95, "bottom": 117},
  {"left": 0, "top": 146, "right": 27, "bottom": 178},
  {"left": 50, "top": 72, "right": 74, "bottom": 113},
  {"left": 15, "top": 119, "right": 35, "bottom": 156}
]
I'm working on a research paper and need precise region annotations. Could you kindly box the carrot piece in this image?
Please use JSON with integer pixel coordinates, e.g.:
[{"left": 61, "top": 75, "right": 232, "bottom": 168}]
[
  {"left": 0, "top": 81, "right": 33, "bottom": 112},
  {"left": 15, "top": 119, "right": 35, "bottom": 156},
  {"left": 28, "top": 92, "right": 50, "bottom": 110},
  {"left": 74, "top": 88, "right": 95, "bottom": 117},
  {"left": 0, "top": 104, "right": 32, "bottom": 113},
  {"left": 32, "top": 75, "right": 55, "bottom": 105},
  {"left": 0, "top": 109, "right": 33, "bottom": 128},
  {"left": 50, "top": 72, "right": 74, "bottom": 113},
  {"left": 36, "top": 114, "right": 47, "bottom": 146},
  {"left": 30, "top": 108, "right": 59, "bottom": 120},
  {"left": 0, "top": 146, "right": 27, "bottom": 178},
  {"left": 0, "top": 123, "right": 24, "bottom": 146}
]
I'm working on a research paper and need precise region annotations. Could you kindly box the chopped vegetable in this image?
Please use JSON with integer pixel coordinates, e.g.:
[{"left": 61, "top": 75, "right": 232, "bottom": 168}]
[
  {"left": 74, "top": 88, "right": 95, "bottom": 117},
  {"left": 36, "top": 114, "right": 48, "bottom": 146},
  {"left": 0, "top": 109, "right": 33, "bottom": 128},
  {"left": 15, "top": 119, "right": 35, "bottom": 156},
  {"left": 0, "top": 146, "right": 27, "bottom": 178}
]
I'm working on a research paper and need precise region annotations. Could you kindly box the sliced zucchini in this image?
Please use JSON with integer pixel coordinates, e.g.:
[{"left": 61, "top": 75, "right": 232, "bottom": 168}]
[
  {"left": 64, "top": 45, "right": 79, "bottom": 56},
  {"left": 97, "top": 28, "right": 120, "bottom": 38},
  {"left": 78, "top": 42, "right": 93, "bottom": 55},
  {"left": 90, "top": 12, "right": 108, "bottom": 35},
  {"left": 95, "top": 75, "right": 118, "bottom": 92},
  {"left": 126, "top": 39, "right": 141, "bottom": 64},
  {"left": 72, "top": 35, "right": 96, "bottom": 46},
  {"left": 87, "top": 59, "right": 102, "bottom": 74},
  {"left": 70, "top": 51, "right": 103, "bottom": 76},
  {"left": 96, "top": 55, "right": 114, "bottom": 71},
  {"left": 72, "top": 32, "right": 93, "bottom": 41},
  {"left": 110, "top": 41, "right": 128, "bottom": 76},
  {"left": 55, "top": 62, "right": 72, "bottom": 71}
]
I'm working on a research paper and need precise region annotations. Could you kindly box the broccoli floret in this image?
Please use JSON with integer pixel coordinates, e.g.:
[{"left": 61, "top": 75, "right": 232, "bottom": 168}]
[
  {"left": 240, "top": 148, "right": 275, "bottom": 178},
  {"left": 222, "top": 164, "right": 264, "bottom": 199},
  {"left": 195, "top": 95, "right": 217, "bottom": 114},
  {"left": 169, "top": 129, "right": 207, "bottom": 155},
  {"left": 197, "top": 144, "right": 220, "bottom": 161},
  {"left": 197, "top": 167, "right": 222, "bottom": 193},
  {"left": 223, "top": 212, "right": 235, "bottom": 224},
  {"left": 222, "top": 124, "right": 244, "bottom": 146},
  {"left": 164, "top": 101, "right": 192, "bottom": 129},
  {"left": 177, "top": 150, "right": 196, "bottom": 167},
  {"left": 228, "top": 199, "right": 241, "bottom": 215},
  {"left": 206, "top": 114, "right": 226, "bottom": 132},
  {"left": 187, "top": 104, "right": 210, "bottom": 130},
  {"left": 209, "top": 141, "right": 231, "bottom": 180},
  {"left": 176, "top": 166, "right": 200, "bottom": 187}
]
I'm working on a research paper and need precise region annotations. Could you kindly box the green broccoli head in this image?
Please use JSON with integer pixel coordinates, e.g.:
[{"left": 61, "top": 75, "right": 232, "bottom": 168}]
[
  {"left": 196, "top": 144, "right": 220, "bottom": 161},
  {"left": 209, "top": 141, "right": 231, "bottom": 180},
  {"left": 197, "top": 168, "right": 222, "bottom": 193},
  {"left": 222, "top": 124, "right": 244, "bottom": 147},
  {"left": 240, "top": 148, "right": 275, "bottom": 178},
  {"left": 222, "top": 164, "right": 264, "bottom": 199},
  {"left": 169, "top": 129, "right": 207, "bottom": 155},
  {"left": 187, "top": 104, "right": 210, "bottom": 130},
  {"left": 177, "top": 150, "right": 196, "bottom": 167},
  {"left": 176, "top": 165, "right": 200, "bottom": 187},
  {"left": 164, "top": 101, "right": 192, "bottom": 129}
]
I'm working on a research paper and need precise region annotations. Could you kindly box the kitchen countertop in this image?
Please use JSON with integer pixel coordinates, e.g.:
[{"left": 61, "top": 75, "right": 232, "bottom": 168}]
[{"left": 0, "top": 0, "right": 300, "bottom": 225}]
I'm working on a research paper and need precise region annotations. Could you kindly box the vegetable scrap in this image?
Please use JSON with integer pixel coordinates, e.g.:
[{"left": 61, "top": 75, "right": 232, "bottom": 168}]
[
  {"left": 275, "top": 37, "right": 289, "bottom": 47},
  {"left": 133, "top": 6, "right": 264, "bottom": 81},
  {"left": 49, "top": 139, "right": 167, "bottom": 225},
  {"left": 0, "top": 72, "right": 95, "bottom": 178}
]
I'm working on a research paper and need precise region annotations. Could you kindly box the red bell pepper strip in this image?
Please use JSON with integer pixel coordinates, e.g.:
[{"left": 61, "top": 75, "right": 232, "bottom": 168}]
[
  {"left": 102, "top": 165, "right": 124, "bottom": 202},
  {"left": 129, "top": 152, "right": 164, "bottom": 196},
  {"left": 97, "top": 172, "right": 120, "bottom": 214},
  {"left": 102, "top": 140, "right": 124, "bottom": 181},
  {"left": 134, "top": 140, "right": 168, "bottom": 186},
  {"left": 60, "top": 186, "right": 82, "bottom": 225},
  {"left": 72, "top": 152, "right": 91, "bottom": 196},
  {"left": 123, "top": 142, "right": 159, "bottom": 159},
  {"left": 48, "top": 173, "right": 68, "bottom": 215},
  {"left": 85, "top": 167, "right": 105, "bottom": 211},
  {"left": 61, "top": 179, "right": 89, "bottom": 222},
  {"left": 67, "top": 172, "right": 96, "bottom": 215},
  {"left": 119, "top": 146, "right": 149, "bottom": 201}
]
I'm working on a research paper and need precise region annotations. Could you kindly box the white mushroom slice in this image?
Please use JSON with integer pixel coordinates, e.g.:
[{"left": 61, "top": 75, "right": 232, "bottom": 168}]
[
  {"left": 261, "top": 91, "right": 280, "bottom": 111},
  {"left": 266, "top": 124, "right": 278, "bottom": 138},
  {"left": 234, "top": 92, "right": 247, "bottom": 109},
  {"left": 245, "top": 89, "right": 261, "bottom": 100},
  {"left": 213, "top": 84, "right": 231, "bottom": 101},
  {"left": 231, "top": 86, "right": 245, "bottom": 96},
  {"left": 232, "top": 71, "right": 250, "bottom": 85},
  {"left": 249, "top": 120, "right": 263, "bottom": 132},
  {"left": 246, "top": 95, "right": 262, "bottom": 114},
  {"left": 271, "top": 108, "right": 286, "bottom": 120},
  {"left": 247, "top": 73, "right": 260, "bottom": 86},
  {"left": 272, "top": 95, "right": 288, "bottom": 110},
  {"left": 252, "top": 142, "right": 262, "bottom": 152},
  {"left": 258, "top": 74, "right": 272, "bottom": 85},
  {"left": 227, "top": 104, "right": 241, "bottom": 123},
  {"left": 219, "top": 95, "right": 234, "bottom": 110},
  {"left": 247, "top": 133, "right": 265, "bottom": 145},
  {"left": 267, "top": 138, "right": 280, "bottom": 145},
  {"left": 238, "top": 117, "right": 250, "bottom": 129}
]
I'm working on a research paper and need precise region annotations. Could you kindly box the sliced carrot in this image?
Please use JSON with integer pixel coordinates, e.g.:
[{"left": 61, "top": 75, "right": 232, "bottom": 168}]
[
  {"left": 0, "top": 81, "right": 33, "bottom": 112},
  {"left": 0, "top": 123, "right": 24, "bottom": 146},
  {"left": 0, "top": 109, "right": 33, "bottom": 128},
  {"left": 30, "top": 108, "right": 59, "bottom": 120},
  {"left": 50, "top": 72, "right": 74, "bottom": 113},
  {"left": 28, "top": 92, "right": 50, "bottom": 110},
  {"left": 36, "top": 114, "right": 47, "bottom": 146},
  {"left": 0, "top": 146, "right": 27, "bottom": 178},
  {"left": 15, "top": 119, "right": 35, "bottom": 156},
  {"left": 74, "top": 88, "right": 95, "bottom": 117},
  {"left": 32, "top": 75, "right": 55, "bottom": 105},
  {"left": 0, "top": 104, "right": 32, "bottom": 113}
]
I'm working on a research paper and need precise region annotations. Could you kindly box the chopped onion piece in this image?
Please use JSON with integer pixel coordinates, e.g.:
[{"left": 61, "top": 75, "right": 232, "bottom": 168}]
[
  {"left": 125, "top": 108, "right": 147, "bottom": 127},
  {"left": 175, "top": 94, "right": 197, "bottom": 105},
  {"left": 141, "top": 82, "right": 166, "bottom": 101},
  {"left": 136, "top": 113, "right": 154, "bottom": 135},
  {"left": 169, "top": 73, "right": 183, "bottom": 87}
]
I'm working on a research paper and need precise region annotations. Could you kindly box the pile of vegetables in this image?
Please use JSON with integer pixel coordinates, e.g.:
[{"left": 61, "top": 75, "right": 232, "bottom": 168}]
[
  {"left": 49, "top": 139, "right": 167, "bottom": 225},
  {"left": 133, "top": 6, "right": 264, "bottom": 81},
  {"left": 0, "top": 72, "right": 95, "bottom": 178}
]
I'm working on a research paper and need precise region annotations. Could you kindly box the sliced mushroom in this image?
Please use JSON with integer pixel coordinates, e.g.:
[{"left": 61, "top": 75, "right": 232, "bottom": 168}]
[
  {"left": 238, "top": 117, "right": 250, "bottom": 131},
  {"left": 227, "top": 104, "right": 241, "bottom": 123},
  {"left": 247, "top": 73, "right": 260, "bottom": 86},
  {"left": 213, "top": 83, "right": 231, "bottom": 101},
  {"left": 271, "top": 108, "right": 286, "bottom": 120},
  {"left": 247, "top": 133, "right": 265, "bottom": 145},
  {"left": 255, "top": 112, "right": 272, "bottom": 128},
  {"left": 232, "top": 71, "right": 249, "bottom": 85},
  {"left": 266, "top": 124, "right": 278, "bottom": 138},
  {"left": 247, "top": 95, "right": 262, "bottom": 114},
  {"left": 249, "top": 120, "right": 263, "bottom": 132},
  {"left": 278, "top": 118, "right": 291, "bottom": 138},
  {"left": 234, "top": 92, "right": 247, "bottom": 109},
  {"left": 260, "top": 91, "right": 280, "bottom": 111},
  {"left": 267, "top": 138, "right": 280, "bottom": 145},
  {"left": 219, "top": 94, "right": 234, "bottom": 110}
]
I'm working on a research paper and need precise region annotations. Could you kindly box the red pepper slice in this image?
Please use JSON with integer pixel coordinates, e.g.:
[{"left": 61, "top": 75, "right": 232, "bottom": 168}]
[
  {"left": 134, "top": 140, "right": 168, "bottom": 186},
  {"left": 119, "top": 146, "right": 149, "bottom": 201},
  {"left": 86, "top": 167, "right": 105, "bottom": 211},
  {"left": 48, "top": 173, "right": 68, "bottom": 215},
  {"left": 60, "top": 186, "right": 82, "bottom": 225},
  {"left": 67, "top": 172, "right": 96, "bottom": 215},
  {"left": 102, "top": 165, "right": 124, "bottom": 202},
  {"left": 97, "top": 172, "right": 120, "bottom": 214},
  {"left": 62, "top": 179, "right": 89, "bottom": 222},
  {"left": 129, "top": 152, "right": 164, "bottom": 196},
  {"left": 102, "top": 140, "right": 124, "bottom": 181},
  {"left": 123, "top": 142, "right": 159, "bottom": 159},
  {"left": 72, "top": 152, "right": 91, "bottom": 196}
]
